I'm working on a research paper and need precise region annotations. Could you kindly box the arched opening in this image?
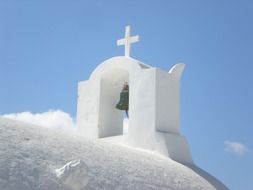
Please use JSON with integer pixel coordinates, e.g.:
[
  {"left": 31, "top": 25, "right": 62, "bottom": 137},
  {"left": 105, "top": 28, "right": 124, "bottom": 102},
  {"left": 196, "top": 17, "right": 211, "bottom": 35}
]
[{"left": 98, "top": 68, "right": 129, "bottom": 138}]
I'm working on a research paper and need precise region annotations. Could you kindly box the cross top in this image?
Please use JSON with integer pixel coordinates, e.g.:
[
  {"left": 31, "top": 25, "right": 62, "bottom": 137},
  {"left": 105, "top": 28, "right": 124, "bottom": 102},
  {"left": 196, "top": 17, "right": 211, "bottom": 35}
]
[{"left": 117, "top": 25, "right": 140, "bottom": 57}]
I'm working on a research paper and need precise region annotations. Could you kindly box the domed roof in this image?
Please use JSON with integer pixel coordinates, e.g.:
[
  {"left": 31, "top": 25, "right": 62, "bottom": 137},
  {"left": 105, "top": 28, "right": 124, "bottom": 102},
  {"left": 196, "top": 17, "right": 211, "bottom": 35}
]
[{"left": 0, "top": 117, "right": 228, "bottom": 190}]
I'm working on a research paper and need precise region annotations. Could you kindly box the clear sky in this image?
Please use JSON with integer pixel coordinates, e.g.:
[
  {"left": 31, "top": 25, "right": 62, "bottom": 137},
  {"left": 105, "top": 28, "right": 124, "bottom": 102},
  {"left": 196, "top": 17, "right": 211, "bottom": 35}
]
[{"left": 0, "top": 0, "right": 252, "bottom": 189}]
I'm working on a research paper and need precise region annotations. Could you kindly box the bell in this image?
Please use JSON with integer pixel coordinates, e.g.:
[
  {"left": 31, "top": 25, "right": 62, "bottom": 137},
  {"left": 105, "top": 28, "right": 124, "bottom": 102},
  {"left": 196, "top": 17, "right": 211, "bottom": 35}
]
[{"left": 116, "top": 83, "right": 129, "bottom": 111}]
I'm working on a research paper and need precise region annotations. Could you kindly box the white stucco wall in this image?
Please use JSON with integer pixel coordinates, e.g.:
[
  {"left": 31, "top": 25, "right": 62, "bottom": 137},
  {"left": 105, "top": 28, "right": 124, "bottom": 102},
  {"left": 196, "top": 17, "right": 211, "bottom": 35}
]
[
  {"left": 76, "top": 56, "right": 192, "bottom": 164},
  {"left": 128, "top": 68, "right": 156, "bottom": 145},
  {"left": 155, "top": 64, "right": 185, "bottom": 134},
  {"left": 76, "top": 79, "right": 100, "bottom": 139}
]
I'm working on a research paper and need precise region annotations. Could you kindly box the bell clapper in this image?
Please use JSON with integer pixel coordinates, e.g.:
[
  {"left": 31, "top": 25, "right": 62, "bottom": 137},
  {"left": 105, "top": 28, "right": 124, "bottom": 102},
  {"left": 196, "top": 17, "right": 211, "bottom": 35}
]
[{"left": 125, "top": 110, "right": 129, "bottom": 118}]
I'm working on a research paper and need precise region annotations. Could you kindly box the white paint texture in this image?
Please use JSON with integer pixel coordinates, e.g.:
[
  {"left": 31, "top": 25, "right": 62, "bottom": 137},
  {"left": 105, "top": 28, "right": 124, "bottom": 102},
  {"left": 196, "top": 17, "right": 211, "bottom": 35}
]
[
  {"left": 0, "top": 117, "right": 229, "bottom": 190},
  {"left": 77, "top": 56, "right": 193, "bottom": 164}
]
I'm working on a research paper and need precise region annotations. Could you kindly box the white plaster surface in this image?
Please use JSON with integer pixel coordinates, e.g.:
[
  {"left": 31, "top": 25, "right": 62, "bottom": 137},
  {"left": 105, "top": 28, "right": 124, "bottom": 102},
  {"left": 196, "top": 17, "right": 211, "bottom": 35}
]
[
  {"left": 77, "top": 56, "right": 193, "bottom": 164},
  {"left": 0, "top": 117, "right": 229, "bottom": 190},
  {"left": 77, "top": 80, "right": 100, "bottom": 139},
  {"left": 155, "top": 64, "right": 185, "bottom": 134}
]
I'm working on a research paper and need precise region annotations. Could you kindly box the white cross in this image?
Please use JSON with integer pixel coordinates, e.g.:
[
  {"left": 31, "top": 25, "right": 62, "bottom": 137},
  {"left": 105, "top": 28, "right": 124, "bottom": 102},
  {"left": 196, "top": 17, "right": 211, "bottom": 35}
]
[{"left": 117, "top": 25, "right": 140, "bottom": 57}]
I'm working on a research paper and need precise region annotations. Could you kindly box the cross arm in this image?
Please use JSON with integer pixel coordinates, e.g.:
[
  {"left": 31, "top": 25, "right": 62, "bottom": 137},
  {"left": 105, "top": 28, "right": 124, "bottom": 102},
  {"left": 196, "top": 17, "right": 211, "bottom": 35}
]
[
  {"left": 117, "top": 39, "right": 126, "bottom": 46},
  {"left": 130, "top": 35, "right": 140, "bottom": 43}
]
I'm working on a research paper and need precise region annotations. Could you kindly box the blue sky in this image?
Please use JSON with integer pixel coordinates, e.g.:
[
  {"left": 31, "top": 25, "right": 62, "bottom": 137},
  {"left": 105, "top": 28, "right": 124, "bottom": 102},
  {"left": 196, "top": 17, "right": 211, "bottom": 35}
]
[{"left": 0, "top": 0, "right": 253, "bottom": 189}]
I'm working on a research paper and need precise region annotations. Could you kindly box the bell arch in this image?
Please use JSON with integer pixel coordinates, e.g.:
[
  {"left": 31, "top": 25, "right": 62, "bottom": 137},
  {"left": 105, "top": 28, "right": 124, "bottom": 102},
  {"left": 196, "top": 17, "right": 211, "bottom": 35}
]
[
  {"left": 98, "top": 68, "right": 129, "bottom": 138},
  {"left": 77, "top": 56, "right": 149, "bottom": 139},
  {"left": 91, "top": 56, "right": 147, "bottom": 138},
  {"left": 89, "top": 56, "right": 148, "bottom": 81}
]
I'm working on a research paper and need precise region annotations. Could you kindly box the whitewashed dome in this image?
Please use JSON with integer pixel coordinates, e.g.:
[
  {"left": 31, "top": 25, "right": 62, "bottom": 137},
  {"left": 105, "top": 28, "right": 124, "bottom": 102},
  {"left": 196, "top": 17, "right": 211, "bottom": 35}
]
[{"left": 0, "top": 117, "right": 228, "bottom": 190}]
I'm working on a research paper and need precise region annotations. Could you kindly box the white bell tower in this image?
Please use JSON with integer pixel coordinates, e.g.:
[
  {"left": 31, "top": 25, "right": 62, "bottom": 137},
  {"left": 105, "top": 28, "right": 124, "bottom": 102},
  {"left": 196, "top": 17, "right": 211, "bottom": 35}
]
[{"left": 77, "top": 26, "right": 193, "bottom": 164}]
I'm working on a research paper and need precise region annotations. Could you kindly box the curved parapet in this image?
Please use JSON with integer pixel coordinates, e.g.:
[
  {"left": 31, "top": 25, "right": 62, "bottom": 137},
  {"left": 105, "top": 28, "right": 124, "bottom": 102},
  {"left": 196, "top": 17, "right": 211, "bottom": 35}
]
[
  {"left": 154, "top": 63, "right": 185, "bottom": 134},
  {"left": 168, "top": 63, "right": 185, "bottom": 81}
]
